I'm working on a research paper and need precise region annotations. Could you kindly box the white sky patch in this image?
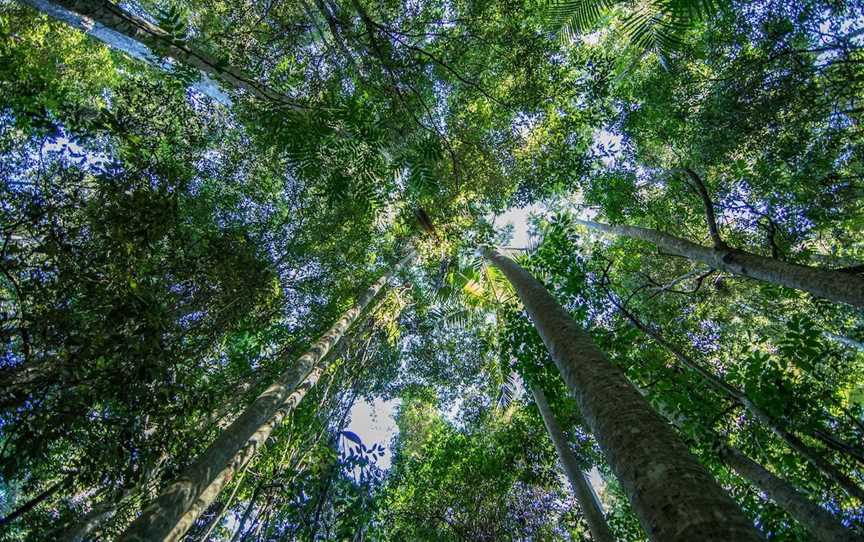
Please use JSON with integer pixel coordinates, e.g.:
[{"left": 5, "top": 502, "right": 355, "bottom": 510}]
[
  {"left": 581, "top": 31, "right": 602, "bottom": 46},
  {"left": 591, "top": 129, "right": 623, "bottom": 167},
  {"left": 587, "top": 466, "right": 606, "bottom": 505},
  {"left": 346, "top": 397, "right": 400, "bottom": 469},
  {"left": 491, "top": 203, "right": 544, "bottom": 249}
]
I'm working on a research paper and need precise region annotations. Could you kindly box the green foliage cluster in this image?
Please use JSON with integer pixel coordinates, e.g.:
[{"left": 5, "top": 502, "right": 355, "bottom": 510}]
[{"left": 1, "top": 0, "right": 863, "bottom": 540}]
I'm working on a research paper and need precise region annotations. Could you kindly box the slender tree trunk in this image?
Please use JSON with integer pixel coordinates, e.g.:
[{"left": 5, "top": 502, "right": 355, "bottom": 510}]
[
  {"left": 119, "top": 250, "right": 414, "bottom": 542},
  {"left": 17, "top": 0, "right": 298, "bottom": 108},
  {"left": 614, "top": 304, "right": 864, "bottom": 502},
  {"left": 531, "top": 384, "right": 616, "bottom": 542},
  {"left": 824, "top": 333, "right": 864, "bottom": 352},
  {"left": 61, "top": 497, "right": 121, "bottom": 542},
  {"left": 716, "top": 441, "right": 864, "bottom": 542},
  {"left": 0, "top": 476, "right": 70, "bottom": 526},
  {"left": 481, "top": 248, "right": 762, "bottom": 542},
  {"left": 574, "top": 218, "right": 864, "bottom": 308},
  {"left": 643, "top": 390, "right": 863, "bottom": 542},
  {"left": 229, "top": 482, "right": 265, "bottom": 542}
]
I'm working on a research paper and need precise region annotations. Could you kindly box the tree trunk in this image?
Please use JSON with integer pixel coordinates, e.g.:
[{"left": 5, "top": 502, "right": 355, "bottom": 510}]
[
  {"left": 717, "top": 441, "right": 864, "bottom": 542},
  {"left": 481, "top": 248, "right": 762, "bottom": 542},
  {"left": 61, "top": 497, "right": 121, "bottom": 542},
  {"left": 530, "top": 384, "right": 616, "bottom": 542},
  {"left": 0, "top": 476, "right": 70, "bottom": 526},
  {"left": 119, "top": 250, "right": 414, "bottom": 542},
  {"left": 574, "top": 218, "right": 864, "bottom": 308},
  {"left": 643, "top": 389, "right": 863, "bottom": 542},
  {"left": 18, "top": 0, "right": 298, "bottom": 108},
  {"left": 615, "top": 305, "right": 864, "bottom": 502}
]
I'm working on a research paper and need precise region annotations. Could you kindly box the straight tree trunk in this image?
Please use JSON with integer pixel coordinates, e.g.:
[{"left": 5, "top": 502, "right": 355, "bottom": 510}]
[
  {"left": 615, "top": 304, "right": 864, "bottom": 502},
  {"left": 61, "top": 497, "right": 122, "bottom": 542},
  {"left": 716, "top": 441, "right": 864, "bottom": 542},
  {"left": 574, "top": 218, "right": 864, "bottom": 308},
  {"left": 0, "top": 476, "right": 70, "bottom": 526},
  {"left": 229, "top": 481, "right": 265, "bottom": 542},
  {"left": 531, "top": 384, "right": 616, "bottom": 542},
  {"left": 644, "top": 390, "right": 863, "bottom": 542},
  {"left": 481, "top": 248, "right": 762, "bottom": 542},
  {"left": 17, "top": 0, "right": 299, "bottom": 108},
  {"left": 119, "top": 250, "right": 414, "bottom": 542}
]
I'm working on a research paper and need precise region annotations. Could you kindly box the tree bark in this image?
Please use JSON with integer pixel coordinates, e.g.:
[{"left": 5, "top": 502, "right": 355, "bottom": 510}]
[
  {"left": 531, "top": 384, "right": 616, "bottom": 542},
  {"left": 17, "top": 0, "right": 299, "bottom": 108},
  {"left": 575, "top": 218, "right": 864, "bottom": 308},
  {"left": 119, "top": 250, "right": 414, "bottom": 542},
  {"left": 614, "top": 303, "right": 864, "bottom": 502},
  {"left": 61, "top": 497, "right": 121, "bottom": 542},
  {"left": 717, "top": 441, "right": 864, "bottom": 542},
  {"left": 0, "top": 476, "right": 70, "bottom": 526},
  {"left": 481, "top": 247, "right": 762, "bottom": 542},
  {"left": 643, "top": 390, "right": 863, "bottom": 542}
]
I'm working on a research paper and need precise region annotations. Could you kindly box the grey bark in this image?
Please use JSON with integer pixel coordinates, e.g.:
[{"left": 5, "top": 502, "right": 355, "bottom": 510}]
[
  {"left": 0, "top": 476, "right": 70, "bottom": 526},
  {"left": 717, "top": 442, "right": 864, "bottom": 542},
  {"left": 481, "top": 247, "right": 762, "bottom": 542},
  {"left": 614, "top": 304, "right": 864, "bottom": 502},
  {"left": 61, "top": 496, "right": 123, "bottom": 542},
  {"left": 645, "top": 392, "right": 863, "bottom": 542},
  {"left": 531, "top": 385, "right": 616, "bottom": 542},
  {"left": 823, "top": 333, "right": 864, "bottom": 353},
  {"left": 17, "top": 0, "right": 298, "bottom": 108},
  {"left": 575, "top": 218, "right": 864, "bottom": 308},
  {"left": 119, "top": 250, "right": 414, "bottom": 542}
]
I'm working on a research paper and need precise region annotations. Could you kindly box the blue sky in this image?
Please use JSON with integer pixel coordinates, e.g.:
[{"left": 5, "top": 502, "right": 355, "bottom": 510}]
[{"left": 346, "top": 204, "right": 538, "bottom": 469}]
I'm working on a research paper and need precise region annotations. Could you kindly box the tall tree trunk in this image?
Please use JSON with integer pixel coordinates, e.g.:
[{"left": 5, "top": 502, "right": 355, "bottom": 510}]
[
  {"left": 481, "top": 248, "right": 762, "bottom": 542},
  {"left": 614, "top": 303, "right": 864, "bottom": 502},
  {"left": 716, "top": 441, "right": 864, "bottom": 542},
  {"left": 644, "top": 390, "right": 863, "bottom": 542},
  {"left": 119, "top": 250, "right": 414, "bottom": 542},
  {"left": 530, "top": 384, "right": 616, "bottom": 542},
  {"left": 0, "top": 475, "right": 70, "bottom": 526},
  {"left": 229, "top": 481, "right": 266, "bottom": 542},
  {"left": 17, "top": 0, "right": 298, "bottom": 108},
  {"left": 61, "top": 496, "right": 122, "bottom": 542},
  {"left": 574, "top": 218, "right": 864, "bottom": 308}
]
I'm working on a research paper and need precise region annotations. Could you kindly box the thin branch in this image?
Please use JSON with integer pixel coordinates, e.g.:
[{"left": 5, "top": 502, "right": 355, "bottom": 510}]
[{"left": 682, "top": 168, "right": 726, "bottom": 249}]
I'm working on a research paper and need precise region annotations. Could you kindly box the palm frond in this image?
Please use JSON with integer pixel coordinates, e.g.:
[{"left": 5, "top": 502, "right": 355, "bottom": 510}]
[
  {"left": 545, "top": 0, "right": 618, "bottom": 39},
  {"left": 621, "top": 5, "right": 687, "bottom": 60},
  {"left": 542, "top": 0, "right": 719, "bottom": 57}
]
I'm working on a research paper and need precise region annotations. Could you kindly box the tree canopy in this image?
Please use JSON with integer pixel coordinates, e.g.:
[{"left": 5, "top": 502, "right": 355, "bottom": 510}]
[{"left": 1, "top": 0, "right": 863, "bottom": 540}]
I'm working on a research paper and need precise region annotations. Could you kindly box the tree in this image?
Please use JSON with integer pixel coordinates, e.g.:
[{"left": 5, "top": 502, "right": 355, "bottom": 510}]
[
  {"left": 18, "top": 0, "right": 300, "bottom": 107},
  {"left": 605, "top": 294, "right": 864, "bottom": 501},
  {"left": 119, "top": 249, "right": 414, "bottom": 542},
  {"left": 3, "top": 0, "right": 864, "bottom": 539},
  {"left": 530, "top": 383, "right": 616, "bottom": 542},
  {"left": 575, "top": 218, "right": 864, "bottom": 308},
  {"left": 481, "top": 247, "right": 762, "bottom": 542}
]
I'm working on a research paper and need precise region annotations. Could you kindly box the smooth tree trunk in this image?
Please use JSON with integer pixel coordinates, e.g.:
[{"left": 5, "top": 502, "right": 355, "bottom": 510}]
[
  {"left": 574, "top": 218, "right": 864, "bottom": 308},
  {"left": 531, "top": 384, "right": 616, "bottom": 542},
  {"left": 17, "top": 0, "right": 298, "bottom": 108},
  {"left": 61, "top": 497, "right": 123, "bottom": 542},
  {"left": 716, "top": 441, "right": 864, "bottom": 542},
  {"left": 481, "top": 248, "right": 762, "bottom": 542},
  {"left": 616, "top": 305, "right": 864, "bottom": 502},
  {"left": 120, "top": 251, "right": 414, "bottom": 542},
  {"left": 645, "top": 391, "right": 863, "bottom": 542},
  {"left": 0, "top": 476, "right": 70, "bottom": 526}
]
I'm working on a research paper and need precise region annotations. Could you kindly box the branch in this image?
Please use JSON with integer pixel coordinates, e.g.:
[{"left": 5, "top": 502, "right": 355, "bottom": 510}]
[
  {"left": 645, "top": 269, "right": 716, "bottom": 300},
  {"left": 682, "top": 168, "right": 726, "bottom": 249}
]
